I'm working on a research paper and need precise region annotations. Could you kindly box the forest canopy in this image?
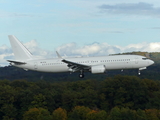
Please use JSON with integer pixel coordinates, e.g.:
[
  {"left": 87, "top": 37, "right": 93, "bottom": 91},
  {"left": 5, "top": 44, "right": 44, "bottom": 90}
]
[{"left": 0, "top": 76, "right": 160, "bottom": 120}]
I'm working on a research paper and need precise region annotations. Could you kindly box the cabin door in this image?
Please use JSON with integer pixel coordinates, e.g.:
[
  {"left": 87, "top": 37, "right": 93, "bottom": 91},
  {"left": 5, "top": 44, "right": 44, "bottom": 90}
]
[
  {"left": 34, "top": 62, "right": 38, "bottom": 70},
  {"left": 135, "top": 57, "right": 138, "bottom": 64}
]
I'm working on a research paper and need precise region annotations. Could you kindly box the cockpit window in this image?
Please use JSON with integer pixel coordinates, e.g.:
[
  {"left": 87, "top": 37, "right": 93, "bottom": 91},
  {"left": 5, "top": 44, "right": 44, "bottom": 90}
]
[{"left": 142, "top": 58, "right": 148, "bottom": 60}]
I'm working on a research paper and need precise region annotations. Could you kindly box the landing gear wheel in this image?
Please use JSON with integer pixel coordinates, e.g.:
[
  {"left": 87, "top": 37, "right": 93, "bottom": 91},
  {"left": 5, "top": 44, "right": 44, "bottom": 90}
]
[{"left": 79, "top": 74, "right": 84, "bottom": 78}]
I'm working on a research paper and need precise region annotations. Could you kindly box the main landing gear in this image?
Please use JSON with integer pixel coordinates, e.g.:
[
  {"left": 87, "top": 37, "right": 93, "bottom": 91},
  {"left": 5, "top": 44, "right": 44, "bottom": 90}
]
[
  {"left": 79, "top": 70, "right": 84, "bottom": 78},
  {"left": 79, "top": 74, "right": 84, "bottom": 78},
  {"left": 138, "top": 70, "right": 141, "bottom": 75}
]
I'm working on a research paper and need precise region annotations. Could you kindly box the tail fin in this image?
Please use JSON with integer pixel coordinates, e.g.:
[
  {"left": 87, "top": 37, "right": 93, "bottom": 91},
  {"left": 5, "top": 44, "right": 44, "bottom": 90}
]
[{"left": 8, "top": 35, "right": 33, "bottom": 60}]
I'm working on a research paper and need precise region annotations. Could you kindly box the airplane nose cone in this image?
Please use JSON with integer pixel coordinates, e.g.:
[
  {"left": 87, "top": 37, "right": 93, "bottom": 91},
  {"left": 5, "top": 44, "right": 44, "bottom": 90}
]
[{"left": 149, "top": 60, "right": 154, "bottom": 65}]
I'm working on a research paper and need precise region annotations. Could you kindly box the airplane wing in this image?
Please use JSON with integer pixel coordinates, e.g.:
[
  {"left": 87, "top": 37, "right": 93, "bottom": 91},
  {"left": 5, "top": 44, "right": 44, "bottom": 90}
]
[
  {"left": 7, "top": 60, "right": 26, "bottom": 64},
  {"left": 62, "top": 59, "right": 90, "bottom": 72}
]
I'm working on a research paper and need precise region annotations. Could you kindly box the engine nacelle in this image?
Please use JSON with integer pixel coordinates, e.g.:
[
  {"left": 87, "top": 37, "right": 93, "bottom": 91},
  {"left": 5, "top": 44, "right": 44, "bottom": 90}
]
[{"left": 91, "top": 65, "right": 106, "bottom": 74}]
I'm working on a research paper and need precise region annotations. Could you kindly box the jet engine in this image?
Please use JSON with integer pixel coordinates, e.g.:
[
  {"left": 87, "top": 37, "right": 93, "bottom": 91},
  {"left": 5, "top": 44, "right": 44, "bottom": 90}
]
[{"left": 91, "top": 65, "right": 106, "bottom": 74}]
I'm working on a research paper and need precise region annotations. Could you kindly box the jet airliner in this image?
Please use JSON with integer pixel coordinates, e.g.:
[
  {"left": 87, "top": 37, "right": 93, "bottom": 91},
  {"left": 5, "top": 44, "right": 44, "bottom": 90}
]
[{"left": 7, "top": 35, "right": 154, "bottom": 78}]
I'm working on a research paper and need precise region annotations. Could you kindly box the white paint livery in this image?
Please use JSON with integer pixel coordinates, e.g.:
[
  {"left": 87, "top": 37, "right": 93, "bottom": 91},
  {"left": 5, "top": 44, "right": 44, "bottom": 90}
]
[{"left": 7, "top": 35, "right": 154, "bottom": 78}]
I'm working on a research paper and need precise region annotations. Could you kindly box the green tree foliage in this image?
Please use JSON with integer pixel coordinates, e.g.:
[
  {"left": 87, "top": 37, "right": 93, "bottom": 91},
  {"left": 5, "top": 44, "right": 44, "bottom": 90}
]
[
  {"left": 0, "top": 104, "right": 17, "bottom": 119},
  {"left": 142, "top": 79, "right": 160, "bottom": 109},
  {"left": 0, "top": 75, "right": 160, "bottom": 119},
  {"left": 120, "top": 107, "right": 137, "bottom": 120},
  {"left": 108, "top": 107, "right": 148, "bottom": 120},
  {"left": 86, "top": 110, "right": 108, "bottom": 120},
  {"left": 61, "top": 80, "right": 99, "bottom": 110},
  {"left": 31, "top": 94, "right": 47, "bottom": 108},
  {"left": 23, "top": 108, "right": 52, "bottom": 120},
  {"left": 145, "top": 109, "right": 160, "bottom": 120},
  {"left": 100, "top": 75, "right": 149, "bottom": 110},
  {"left": 107, "top": 107, "right": 121, "bottom": 120},
  {"left": 69, "top": 106, "right": 91, "bottom": 120},
  {"left": 136, "top": 109, "right": 147, "bottom": 120},
  {"left": 0, "top": 84, "right": 17, "bottom": 119},
  {"left": 52, "top": 107, "right": 67, "bottom": 120},
  {"left": 86, "top": 110, "right": 98, "bottom": 120}
]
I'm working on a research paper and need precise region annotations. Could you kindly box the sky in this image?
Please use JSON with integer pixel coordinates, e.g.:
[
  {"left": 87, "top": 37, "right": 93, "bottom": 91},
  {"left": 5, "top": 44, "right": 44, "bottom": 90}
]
[{"left": 0, "top": 0, "right": 160, "bottom": 65}]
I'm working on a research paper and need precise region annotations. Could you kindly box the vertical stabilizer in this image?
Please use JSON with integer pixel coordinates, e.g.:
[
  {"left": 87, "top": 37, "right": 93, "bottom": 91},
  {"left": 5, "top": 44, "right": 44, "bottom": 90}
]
[{"left": 8, "top": 35, "right": 33, "bottom": 60}]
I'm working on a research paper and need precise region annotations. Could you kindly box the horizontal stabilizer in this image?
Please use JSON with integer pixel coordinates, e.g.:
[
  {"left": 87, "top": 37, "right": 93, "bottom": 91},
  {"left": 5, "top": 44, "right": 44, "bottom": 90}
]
[{"left": 7, "top": 60, "right": 26, "bottom": 64}]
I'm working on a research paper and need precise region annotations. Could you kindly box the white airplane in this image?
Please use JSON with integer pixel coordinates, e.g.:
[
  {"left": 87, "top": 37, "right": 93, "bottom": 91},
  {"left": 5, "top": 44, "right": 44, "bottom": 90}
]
[{"left": 7, "top": 35, "right": 154, "bottom": 78}]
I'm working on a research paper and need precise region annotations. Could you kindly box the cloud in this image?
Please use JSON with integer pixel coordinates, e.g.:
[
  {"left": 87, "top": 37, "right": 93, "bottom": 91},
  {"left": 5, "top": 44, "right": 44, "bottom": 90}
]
[
  {"left": 98, "top": 2, "right": 160, "bottom": 17},
  {"left": 1, "top": 40, "right": 160, "bottom": 66},
  {"left": 57, "top": 42, "right": 160, "bottom": 56},
  {"left": 57, "top": 42, "right": 121, "bottom": 56},
  {"left": 23, "top": 40, "right": 55, "bottom": 58},
  {"left": 0, "top": 45, "right": 12, "bottom": 65}
]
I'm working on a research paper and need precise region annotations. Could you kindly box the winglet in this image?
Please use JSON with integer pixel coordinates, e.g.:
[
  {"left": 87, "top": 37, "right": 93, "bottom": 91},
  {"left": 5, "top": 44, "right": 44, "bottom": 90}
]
[{"left": 56, "top": 51, "right": 62, "bottom": 59}]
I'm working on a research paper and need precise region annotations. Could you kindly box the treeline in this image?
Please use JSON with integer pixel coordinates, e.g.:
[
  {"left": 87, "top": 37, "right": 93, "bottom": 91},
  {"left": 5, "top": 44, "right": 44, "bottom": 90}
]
[
  {"left": 0, "top": 75, "right": 160, "bottom": 119},
  {"left": 0, "top": 64, "right": 159, "bottom": 82},
  {"left": 23, "top": 106, "right": 160, "bottom": 120}
]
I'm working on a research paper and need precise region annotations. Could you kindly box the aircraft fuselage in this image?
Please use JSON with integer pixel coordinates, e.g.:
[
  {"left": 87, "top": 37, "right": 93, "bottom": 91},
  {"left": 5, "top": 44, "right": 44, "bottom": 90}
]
[{"left": 11, "top": 55, "right": 154, "bottom": 73}]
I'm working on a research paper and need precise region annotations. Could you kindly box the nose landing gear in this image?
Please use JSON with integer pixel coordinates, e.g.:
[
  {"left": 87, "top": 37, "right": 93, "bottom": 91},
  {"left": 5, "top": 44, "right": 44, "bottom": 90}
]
[{"left": 138, "top": 67, "right": 146, "bottom": 75}]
